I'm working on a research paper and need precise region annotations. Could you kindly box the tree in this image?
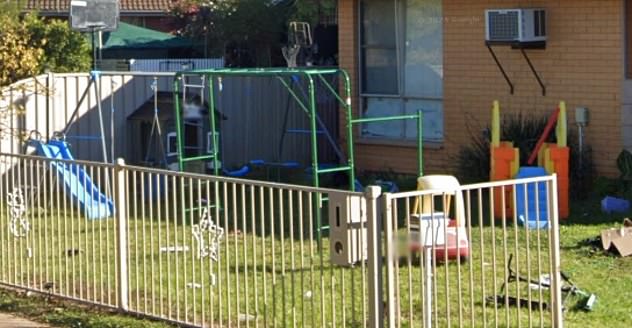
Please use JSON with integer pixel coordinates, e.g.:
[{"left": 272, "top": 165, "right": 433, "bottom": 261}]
[
  {"left": 25, "top": 14, "right": 91, "bottom": 74},
  {"left": 292, "top": 0, "right": 336, "bottom": 27},
  {"left": 172, "top": 0, "right": 291, "bottom": 66},
  {"left": 0, "top": 11, "right": 42, "bottom": 86},
  {"left": 0, "top": 4, "right": 91, "bottom": 87}
]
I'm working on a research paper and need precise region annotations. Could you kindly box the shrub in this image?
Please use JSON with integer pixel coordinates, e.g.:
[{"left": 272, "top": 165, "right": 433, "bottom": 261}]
[
  {"left": 0, "top": 9, "right": 90, "bottom": 86},
  {"left": 455, "top": 112, "right": 593, "bottom": 199},
  {"left": 25, "top": 14, "right": 91, "bottom": 73},
  {"left": 455, "top": 112, "right": 550, "bottom": 183},
  {"left": 0, "top": 14, "right": 42, "bottom": 86}
]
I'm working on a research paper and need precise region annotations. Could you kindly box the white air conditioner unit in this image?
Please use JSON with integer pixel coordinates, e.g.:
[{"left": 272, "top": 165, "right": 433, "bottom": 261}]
[{"left": 485, "top": 9, "right": 546, "bottom": 44}]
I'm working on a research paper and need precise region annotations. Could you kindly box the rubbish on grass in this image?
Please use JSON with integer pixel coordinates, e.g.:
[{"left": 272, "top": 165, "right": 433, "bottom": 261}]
[
  {"left": 186, "top": 283, "right": 202, "bottom": 289},
  {"left": 601, "top": 226, "right": 632, "bottom": 257},
  {"left": 159, "top": 246, "right": 189, "bottom": 253},
  {"left": 238, "top": 313, "right": 256, "bottom": 322}
]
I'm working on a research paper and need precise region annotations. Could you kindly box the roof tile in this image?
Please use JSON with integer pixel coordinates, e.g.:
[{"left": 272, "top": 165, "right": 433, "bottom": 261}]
[{"left": 25, "top": 0, "right": 174, "bottom": 13}]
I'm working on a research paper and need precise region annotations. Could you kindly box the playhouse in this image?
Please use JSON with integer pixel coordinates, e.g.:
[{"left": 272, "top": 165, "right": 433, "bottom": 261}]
[{"left": 490, "top": 100, "right": 570, "bottom": 224}]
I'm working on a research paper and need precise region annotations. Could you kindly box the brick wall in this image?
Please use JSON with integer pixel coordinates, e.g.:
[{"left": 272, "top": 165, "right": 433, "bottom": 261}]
[
  {"left": 339, "top": 0, "right": 625, "bottom": 178},
  {"left": 338, "top": 0, "right": 358, "bottom": 151}
]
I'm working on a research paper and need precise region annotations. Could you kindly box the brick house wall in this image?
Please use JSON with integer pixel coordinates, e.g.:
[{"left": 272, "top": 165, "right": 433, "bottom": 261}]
[{"left": 339, "top": 0, "right": 625, "bottom": 178}]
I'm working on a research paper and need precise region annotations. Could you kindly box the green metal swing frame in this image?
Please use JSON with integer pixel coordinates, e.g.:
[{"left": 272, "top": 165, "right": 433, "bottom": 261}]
[
  {"left": 172, "top": 67, "right": 424, "bottom": 241},
  {"left": 172, "top": 67, "right": 424, "bottom": 190}
]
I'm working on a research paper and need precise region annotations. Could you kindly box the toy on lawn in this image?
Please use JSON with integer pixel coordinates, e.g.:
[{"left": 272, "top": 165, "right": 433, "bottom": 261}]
[
  {"left": 192, "top": 207, "right": 224, "bottom": 261},
  {"left": 409, "top": 175, "right": 470, "bottom": 261},
  {"left": 490, "top": 101, "right": 569, "bottom": 224},
  {"left": 7, "top": 188, "right": 29, "bottom": 238},
  {"left": 486, "top": 254, "right": 596, "bottom": 311}
]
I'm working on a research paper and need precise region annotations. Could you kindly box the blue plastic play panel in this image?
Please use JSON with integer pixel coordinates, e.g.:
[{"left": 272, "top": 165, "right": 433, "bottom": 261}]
[{"left": 515, "top": 167, "right": 549, "bottom": 229}]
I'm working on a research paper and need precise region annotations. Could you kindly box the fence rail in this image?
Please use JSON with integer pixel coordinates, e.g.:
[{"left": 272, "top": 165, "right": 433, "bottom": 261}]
[
  {"left": 0, "top": 153, "right": 367, "bottom": 327},
  {"left": 0, "top": 153, "right": 562, "bottom": 327},
  {"left": 381, "top": 175, "right": 562, "bottom": 328}
]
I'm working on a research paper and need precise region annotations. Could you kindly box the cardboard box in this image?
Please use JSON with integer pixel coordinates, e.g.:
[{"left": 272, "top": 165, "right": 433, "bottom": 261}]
[{"left": 601, "top": 227, "right": 632, "bottom": 257}]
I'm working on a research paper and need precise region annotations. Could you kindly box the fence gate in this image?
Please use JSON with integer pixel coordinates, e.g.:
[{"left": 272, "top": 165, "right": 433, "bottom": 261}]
[
  {"left": 375, "top": 176, "right": 563, "bottom": 328},
  {"left": 120, "top": 165, "right": 372, "bottom": 327}
]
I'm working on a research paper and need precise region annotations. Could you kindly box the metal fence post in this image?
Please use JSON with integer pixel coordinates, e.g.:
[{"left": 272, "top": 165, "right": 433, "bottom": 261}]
[
  {"left": 365, "top": 186, "right": 383, "bottom": 328},
  {"left": 549, "top": 174, "right": 563, "bottom": 328},
  {"left": 115, "top": 158, "right": 129, "bottom": 311},
  {"left": 382, "top": 192, "right": 396, "bottom": 328}
]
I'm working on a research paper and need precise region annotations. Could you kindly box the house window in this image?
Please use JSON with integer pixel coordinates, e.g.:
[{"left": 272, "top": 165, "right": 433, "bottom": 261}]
[{"left": 360, "top": 0, "right": 443, "bottom": 142}]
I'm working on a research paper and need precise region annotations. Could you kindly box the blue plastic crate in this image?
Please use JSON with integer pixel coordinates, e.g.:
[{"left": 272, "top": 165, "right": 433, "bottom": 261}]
[{"left": 601, "top": 196, "right": 630, "bottom": 214}]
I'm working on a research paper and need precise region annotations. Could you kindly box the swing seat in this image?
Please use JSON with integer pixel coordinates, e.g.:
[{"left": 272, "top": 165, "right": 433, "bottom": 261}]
[
  {"left": 223, "top": 165, "right": 250, "bottom": 177},
  {"left": 250, "top": 160, "right": 300, "bottom": 169}
]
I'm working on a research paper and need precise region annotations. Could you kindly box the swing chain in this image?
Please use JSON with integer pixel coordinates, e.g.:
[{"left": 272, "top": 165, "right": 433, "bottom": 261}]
[{"left": 150, "top": 78, "right": 158, "bottom": 93}]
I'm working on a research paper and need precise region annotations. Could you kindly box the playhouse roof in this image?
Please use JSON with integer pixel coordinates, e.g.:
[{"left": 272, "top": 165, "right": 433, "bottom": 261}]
[
  {"left": 127, "top": 91, "right": 177, "bottom": 121},
  {"left": 128, "top": 92, "right": 226, "bottom": 122}
]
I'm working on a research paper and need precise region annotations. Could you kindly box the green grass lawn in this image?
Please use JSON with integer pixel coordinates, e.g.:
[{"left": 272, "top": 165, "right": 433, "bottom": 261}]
[
  {"left": 556, "top": 198, "right": 632, "bottom": 327},
  {"left": 1, "top": 185, "right": 631, "bottom": 327}
]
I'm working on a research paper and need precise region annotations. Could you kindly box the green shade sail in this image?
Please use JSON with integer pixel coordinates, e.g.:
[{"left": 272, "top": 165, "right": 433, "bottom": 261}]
[{"left": 97, "top": 22, "right": 193, "bottom": 50}]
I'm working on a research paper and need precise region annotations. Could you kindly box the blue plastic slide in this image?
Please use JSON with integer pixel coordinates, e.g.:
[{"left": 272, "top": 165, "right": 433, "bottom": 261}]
[{"left": 34, "top": 140, "right": 114, "bottom": 220}]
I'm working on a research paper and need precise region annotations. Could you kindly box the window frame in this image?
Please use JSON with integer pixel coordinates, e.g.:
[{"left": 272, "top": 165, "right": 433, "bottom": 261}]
[{"left": 358, "top": 0, "right": 444, "bottom": 143}]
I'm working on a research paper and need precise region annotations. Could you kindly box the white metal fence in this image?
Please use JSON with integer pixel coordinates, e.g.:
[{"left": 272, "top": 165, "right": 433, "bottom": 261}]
[
  {"left": 378, "top": 176, "right": 563, "bottom": 328},
  {"left": 0, "top": 152, "right": 562, "bottom": 327}
]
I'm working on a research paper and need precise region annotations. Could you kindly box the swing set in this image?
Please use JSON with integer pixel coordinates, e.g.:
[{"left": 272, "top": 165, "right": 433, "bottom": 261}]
[{"left": 172, "top": 67, "right": 425, "bottom": 191}]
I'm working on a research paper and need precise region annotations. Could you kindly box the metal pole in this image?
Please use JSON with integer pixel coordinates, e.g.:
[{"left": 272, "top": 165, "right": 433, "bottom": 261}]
[
  {"left": 365, "top": 186, "right": 383, "bottom": 328},
  {"left": 91, "top": 29, "right": 96, "bottom": 70},
  {"left": 208, "top": 75, "right": 220, "bottom": 176},
  {"left": 277, "top": 76, "right": 346, "bottom": 161},
  {"left": 115, "top": 158, "right": 129, "bottom": 311},
  {"left": 63, "top": 78, "right": 94, "bottom": 136},
  {"left": 417, "top": 110, "right": 423, "bottom": 177},
  {"left": 382, "top": 193, "right": 396, "bottom": 328},
  {"left": 549, "top": 174, "right": 564, "bottom": 328},
  {"left": 308, "top": 76, "right": 319, "bottom": 188},
  {"left": 342, "top": 71, "right": 355, "bottom": 191},
  {"left": 424, "top": 247, "right": 432, "bottom": 328},
  {"left": 92, "top": 72, "right": 113, "bottom": 203},
  {"left": 110, "top": 78, "right": 115, "bottom": 161},
  {"left": 173, "top": 77, "right": 184, "bottom": 171}
]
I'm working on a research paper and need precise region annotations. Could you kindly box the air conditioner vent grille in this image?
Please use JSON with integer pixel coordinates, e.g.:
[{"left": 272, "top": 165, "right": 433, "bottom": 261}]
[{"left": 488, "top": 11, "right": 519, "bottom": 41}]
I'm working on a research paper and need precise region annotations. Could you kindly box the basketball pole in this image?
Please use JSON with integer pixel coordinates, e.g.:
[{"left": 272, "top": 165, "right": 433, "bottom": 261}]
[{"left": 91, "top": 27, "right": 97, "bottom": 70}]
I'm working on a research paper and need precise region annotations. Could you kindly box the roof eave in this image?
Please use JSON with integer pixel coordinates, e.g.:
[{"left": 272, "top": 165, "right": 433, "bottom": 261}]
[{"left": 27, "top": 10, "right": 170, "bottom": 17}]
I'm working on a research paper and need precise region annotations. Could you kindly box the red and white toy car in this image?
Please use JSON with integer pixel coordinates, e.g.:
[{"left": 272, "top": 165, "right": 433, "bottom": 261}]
[{"left": 408, "top": 175, "right": 470, "bottom": 262}]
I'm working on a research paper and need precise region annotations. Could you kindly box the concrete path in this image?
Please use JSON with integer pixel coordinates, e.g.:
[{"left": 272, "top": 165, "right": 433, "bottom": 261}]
[{"left": 0, "top": 313, "right": 49, "bottom": 327}]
